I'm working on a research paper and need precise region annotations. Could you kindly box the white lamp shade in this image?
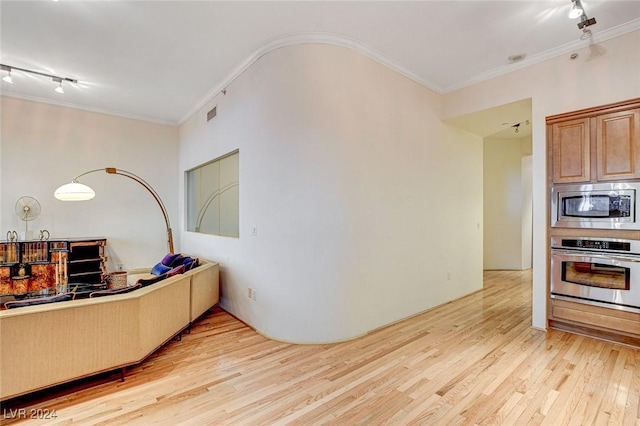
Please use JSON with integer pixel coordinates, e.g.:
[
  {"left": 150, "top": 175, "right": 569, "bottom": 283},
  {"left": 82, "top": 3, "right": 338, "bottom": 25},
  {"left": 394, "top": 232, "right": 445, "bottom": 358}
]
[{"left": 54, "top": 182, "right": 96, "bottom": 201}]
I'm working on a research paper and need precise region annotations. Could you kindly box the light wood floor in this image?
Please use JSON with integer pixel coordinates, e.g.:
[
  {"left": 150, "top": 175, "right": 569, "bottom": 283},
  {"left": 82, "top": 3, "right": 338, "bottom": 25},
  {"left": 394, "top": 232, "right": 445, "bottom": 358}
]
[{"left": 2, "top": 270, "right": 639, "bottom": 425}]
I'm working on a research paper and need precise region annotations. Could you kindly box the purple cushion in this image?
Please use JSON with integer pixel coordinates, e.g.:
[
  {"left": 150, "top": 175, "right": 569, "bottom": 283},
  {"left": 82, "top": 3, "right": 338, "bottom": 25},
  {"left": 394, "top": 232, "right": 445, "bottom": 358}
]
[
  {"left": 161, "top": 253, "right": 181, "bottom": 266},
  {"left": 5, "top": 293, "right": 74, "bottom": 309},
  {"left": 182, "top": 257, "right": 198, "bottom": 271},
  {"left": 168, "top": 255, "right": 186, "bottom": 268}
]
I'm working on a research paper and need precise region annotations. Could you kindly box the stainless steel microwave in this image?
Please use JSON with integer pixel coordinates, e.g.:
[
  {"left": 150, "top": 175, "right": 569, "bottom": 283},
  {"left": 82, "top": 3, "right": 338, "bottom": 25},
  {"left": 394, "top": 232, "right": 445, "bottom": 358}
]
[{"left": 551, "top": 182, "right": 640, "bottom": 229}]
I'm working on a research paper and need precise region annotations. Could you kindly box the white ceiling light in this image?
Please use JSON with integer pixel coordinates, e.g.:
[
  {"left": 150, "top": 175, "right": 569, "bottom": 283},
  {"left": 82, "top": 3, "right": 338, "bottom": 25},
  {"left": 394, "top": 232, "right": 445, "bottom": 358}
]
[
  {"left": 0, "top": 63, "right": 76, "bottom": 93},
  {"left": 569, "top": 0, "right": 584, "bottom": 19},
  {"left": 1, "top": 64, "right": 13, "bottom": 83},
  {"left": 53, "top": 77, "right": 64, "bottom": 93}
]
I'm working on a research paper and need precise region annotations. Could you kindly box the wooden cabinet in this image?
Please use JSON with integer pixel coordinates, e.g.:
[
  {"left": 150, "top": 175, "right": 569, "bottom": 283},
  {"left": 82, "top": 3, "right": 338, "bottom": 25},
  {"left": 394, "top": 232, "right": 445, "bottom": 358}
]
[
  {"left": 551, "top": 117, "right": 590, "bottom": 183},
  {"left": 549, "top": 298, "right": 640, "bottom": 347},
  {"left": 548, "top": 99, "right": 640, "bottom": 184},
  {"left": 547, "top": 98, "right": 640, "bottom": 347},
  {"left": 595, "top": 108, "right": 640, "bottom": 181},
  {"left": 0, "top": 238, "right": 106, "bottom": 297}
]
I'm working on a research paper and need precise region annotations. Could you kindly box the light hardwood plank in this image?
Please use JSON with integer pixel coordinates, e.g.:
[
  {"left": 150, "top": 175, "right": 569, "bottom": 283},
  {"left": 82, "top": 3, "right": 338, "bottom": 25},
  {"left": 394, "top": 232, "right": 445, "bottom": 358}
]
[{"left": 2, "top": 270, "right": 639, "bottom": 425}]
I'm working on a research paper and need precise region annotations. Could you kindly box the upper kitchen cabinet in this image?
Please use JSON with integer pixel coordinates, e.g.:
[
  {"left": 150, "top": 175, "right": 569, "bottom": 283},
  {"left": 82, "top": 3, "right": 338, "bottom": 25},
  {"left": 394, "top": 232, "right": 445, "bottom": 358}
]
[
  {"left": 548, "top": 99, "right": 640, "bottom": 185},
  {"left": 595, "top": 108, "right": 640, "bottom": 181},
  {"left": 551, "top": 117, "right": 591, "bottom": 184}
]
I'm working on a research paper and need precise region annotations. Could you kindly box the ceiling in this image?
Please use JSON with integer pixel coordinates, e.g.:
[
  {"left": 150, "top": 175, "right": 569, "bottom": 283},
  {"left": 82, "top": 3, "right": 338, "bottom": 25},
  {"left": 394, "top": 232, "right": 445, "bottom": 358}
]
[
  {"left": 1, "top": 1, "right": 639, "bottom": 127},
  {"left": 446, "top": 98, "right": 534, "bottom": 139}
]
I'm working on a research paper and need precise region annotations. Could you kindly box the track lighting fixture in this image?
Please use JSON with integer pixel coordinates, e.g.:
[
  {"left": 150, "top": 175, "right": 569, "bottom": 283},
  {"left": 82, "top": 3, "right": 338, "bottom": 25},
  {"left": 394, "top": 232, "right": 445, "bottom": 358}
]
[
  {"left": 511, "top": 120, "right": 530, "bottom": 134},
  {"left": 0, "top": 63, "right": 77, "bottom": 93},
  {"left": 2, "top": 68, "right": 13, "bottom": 84},
  {"left": 568, "top": 0, "right": 596, "bottom": 36},
  {"left": 53, "top": 77, "right": 64, "bottom": 94},
  {"left": 568, "top": 0, "right": 584, "bottom": 19},
  {"left": 1, "top": 64, "right": 13, "bottom": 83}
]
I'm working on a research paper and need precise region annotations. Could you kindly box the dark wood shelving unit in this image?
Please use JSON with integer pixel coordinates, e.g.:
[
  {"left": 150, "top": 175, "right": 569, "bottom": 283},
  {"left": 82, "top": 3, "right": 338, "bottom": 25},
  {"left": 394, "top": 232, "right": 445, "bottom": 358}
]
[{"left": 0, "top": 237, "right": 107, "bottom": 296}]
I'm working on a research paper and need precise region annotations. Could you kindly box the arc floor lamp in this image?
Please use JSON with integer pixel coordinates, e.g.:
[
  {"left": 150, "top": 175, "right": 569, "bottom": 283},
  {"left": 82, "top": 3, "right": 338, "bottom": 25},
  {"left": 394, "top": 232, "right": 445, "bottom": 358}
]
[{"left": 54, "top": 167, "right": 174, "bottom": 253}]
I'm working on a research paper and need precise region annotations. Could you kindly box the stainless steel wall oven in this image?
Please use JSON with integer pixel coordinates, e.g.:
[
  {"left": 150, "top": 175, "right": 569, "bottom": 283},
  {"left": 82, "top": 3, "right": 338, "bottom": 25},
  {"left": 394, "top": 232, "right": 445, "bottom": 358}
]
[{"left": 550, "top": 236, "right": 640, "bottom": 313}]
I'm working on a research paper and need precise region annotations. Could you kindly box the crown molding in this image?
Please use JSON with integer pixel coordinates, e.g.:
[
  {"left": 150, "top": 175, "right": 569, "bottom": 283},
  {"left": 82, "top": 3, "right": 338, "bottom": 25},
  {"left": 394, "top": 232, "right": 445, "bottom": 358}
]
[
  {"left": 179, "top": 20, "right": 640, "bottom": 125},
  {"left": 443, "top": 18, "right": 640, "bottom": 93},
  {"left": 0, "top": 91, "right": 177, "bottom": 126},
  {"left": 6, "top": 20, "right": 639, "bottom": 127},
  {"left": 177, "top": 32, "right": 441, "bottom": 125}
]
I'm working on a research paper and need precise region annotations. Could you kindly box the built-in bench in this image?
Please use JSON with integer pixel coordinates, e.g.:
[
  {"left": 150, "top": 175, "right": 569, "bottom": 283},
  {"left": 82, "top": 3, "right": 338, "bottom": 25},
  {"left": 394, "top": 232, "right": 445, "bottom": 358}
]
[{"left": 0, "top": 260, "right": 219, "bottom": 401}]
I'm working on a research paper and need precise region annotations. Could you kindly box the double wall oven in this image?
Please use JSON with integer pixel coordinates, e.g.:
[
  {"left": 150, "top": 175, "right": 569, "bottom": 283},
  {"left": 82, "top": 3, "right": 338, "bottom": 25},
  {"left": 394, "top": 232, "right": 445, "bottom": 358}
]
[{"left": 550, "top": 182, "right": 640, "bottom": 313}]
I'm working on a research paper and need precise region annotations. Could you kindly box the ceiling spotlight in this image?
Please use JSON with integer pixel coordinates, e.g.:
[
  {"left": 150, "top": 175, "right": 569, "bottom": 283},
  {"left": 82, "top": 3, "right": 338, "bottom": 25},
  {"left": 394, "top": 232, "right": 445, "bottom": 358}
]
[
  {"left": 569, "top": 0, "right": 584, "bottom": 19},
  {"left": 1, "top": 64, "right": 13, "bottom": 83},
  {"left": 54, "top": 78, "right": 64, "bottom": 94}
]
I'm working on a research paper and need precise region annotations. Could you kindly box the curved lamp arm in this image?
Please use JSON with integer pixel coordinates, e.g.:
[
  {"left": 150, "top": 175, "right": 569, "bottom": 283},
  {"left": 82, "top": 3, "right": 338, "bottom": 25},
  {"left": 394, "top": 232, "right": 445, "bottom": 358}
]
[{"left": 54, "top": 167, "right": 174, "bottom": 254}]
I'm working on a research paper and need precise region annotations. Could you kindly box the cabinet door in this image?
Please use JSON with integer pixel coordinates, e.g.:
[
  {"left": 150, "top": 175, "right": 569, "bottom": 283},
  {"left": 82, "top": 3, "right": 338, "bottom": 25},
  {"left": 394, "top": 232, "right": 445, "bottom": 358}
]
[
  {"left": 596, "top": 108, "right": 640, "bottom": 181},
  {"left": 551, "top": 118, "right": 591, "bottom": 183}
]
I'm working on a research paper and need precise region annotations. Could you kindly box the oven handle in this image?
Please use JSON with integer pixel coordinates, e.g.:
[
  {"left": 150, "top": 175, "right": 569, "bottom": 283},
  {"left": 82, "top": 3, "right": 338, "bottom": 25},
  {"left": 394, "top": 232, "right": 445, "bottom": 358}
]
[{"left": 551, "top": 249, "right": 640, "bottom": 263}]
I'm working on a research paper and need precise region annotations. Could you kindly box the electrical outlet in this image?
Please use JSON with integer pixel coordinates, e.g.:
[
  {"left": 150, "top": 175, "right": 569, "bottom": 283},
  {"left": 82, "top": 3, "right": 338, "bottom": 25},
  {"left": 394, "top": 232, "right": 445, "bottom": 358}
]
[
  {"left": 117, "top": 263, "right": 124, "bottom": 271},
  {"left": 248, "top": 288, "right": 256, "bottom": 300},
  {"left": 447, "top": 272, "right": 451, "bottom": 281},
  {"left": 251, "top": 226, "right": 258, "bottom": 237}
]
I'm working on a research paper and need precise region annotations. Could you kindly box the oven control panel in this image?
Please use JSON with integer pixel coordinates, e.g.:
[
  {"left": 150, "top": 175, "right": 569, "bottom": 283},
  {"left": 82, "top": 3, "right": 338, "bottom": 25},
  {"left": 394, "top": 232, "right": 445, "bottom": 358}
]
[
  {"left": 551, "top": 236, "right": 640, "bottom": 255},
  {"left": 562, "top": 239, "right": 629, "bottom": 251}
]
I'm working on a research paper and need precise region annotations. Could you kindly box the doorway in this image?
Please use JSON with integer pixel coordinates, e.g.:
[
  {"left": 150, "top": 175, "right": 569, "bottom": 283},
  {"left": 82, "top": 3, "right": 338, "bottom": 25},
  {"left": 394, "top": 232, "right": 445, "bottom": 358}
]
[{"left": 445, "top": 98, "right": 533, "bottom": 271}]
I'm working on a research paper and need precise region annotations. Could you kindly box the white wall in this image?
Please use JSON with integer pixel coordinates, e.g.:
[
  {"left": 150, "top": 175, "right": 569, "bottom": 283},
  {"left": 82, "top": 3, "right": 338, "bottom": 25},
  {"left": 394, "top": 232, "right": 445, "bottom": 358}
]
[
  {"left": 179, "top": 43, "right": 483, "bottom": 343},
  {"left": 442, "top": 30, "right": 640, "bottom": 329},
  {"left": 521, "top": 154, "right": 532, "bottom": 270},
  {"left": 483, "top": 136, "right": 532, "bottom": 270},
  {"left": 0, "top": 97, "right": 179, "bottom": 270}
]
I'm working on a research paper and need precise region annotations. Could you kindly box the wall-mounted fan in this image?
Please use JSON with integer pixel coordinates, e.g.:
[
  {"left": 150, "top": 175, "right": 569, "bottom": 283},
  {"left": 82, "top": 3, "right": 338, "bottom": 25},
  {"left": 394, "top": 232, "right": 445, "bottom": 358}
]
[{"left": 15, "top": 196, "right": 41, "bottom": 240}]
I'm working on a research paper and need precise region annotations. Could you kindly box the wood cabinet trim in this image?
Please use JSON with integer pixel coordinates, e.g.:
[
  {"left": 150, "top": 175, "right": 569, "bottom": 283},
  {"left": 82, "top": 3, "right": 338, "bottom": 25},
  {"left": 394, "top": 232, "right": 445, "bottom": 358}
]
[{"left": 546, "top": 98, "right": 640, "bottom": 124}]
